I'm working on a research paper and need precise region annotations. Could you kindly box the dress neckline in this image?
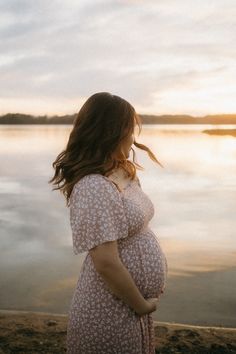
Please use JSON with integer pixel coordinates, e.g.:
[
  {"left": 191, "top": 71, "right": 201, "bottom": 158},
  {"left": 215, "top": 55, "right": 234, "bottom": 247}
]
[{"left": 93, "top": 174, "right": 134, "bottom": 194}]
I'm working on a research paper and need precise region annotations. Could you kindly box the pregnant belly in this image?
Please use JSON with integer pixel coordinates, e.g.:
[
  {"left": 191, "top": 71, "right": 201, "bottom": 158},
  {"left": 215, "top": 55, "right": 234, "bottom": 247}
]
[{"left": 119, "top": 228, "right": 168, "bottom": 299}]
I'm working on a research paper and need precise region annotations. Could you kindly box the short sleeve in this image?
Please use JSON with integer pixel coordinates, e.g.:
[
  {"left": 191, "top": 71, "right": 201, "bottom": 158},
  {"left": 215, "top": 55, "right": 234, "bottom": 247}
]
[{"left": 69, "top": 174, "right": 129, "bottom": 254}]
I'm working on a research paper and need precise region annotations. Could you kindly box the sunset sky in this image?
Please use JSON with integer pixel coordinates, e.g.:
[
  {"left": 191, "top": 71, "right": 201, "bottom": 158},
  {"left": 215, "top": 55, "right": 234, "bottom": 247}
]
[{"left": 0, "top": 0, "right": 235, "bottom": 116}]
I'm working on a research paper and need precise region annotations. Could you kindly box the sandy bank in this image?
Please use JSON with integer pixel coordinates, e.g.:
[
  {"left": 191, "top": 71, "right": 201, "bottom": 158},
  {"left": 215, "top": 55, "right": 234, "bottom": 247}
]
[
  {"left": 0, "top": 310, "right": 235, "bottom": 353},
  {"left": 202, "top": 129, "right": 236, "bottom": 137}
]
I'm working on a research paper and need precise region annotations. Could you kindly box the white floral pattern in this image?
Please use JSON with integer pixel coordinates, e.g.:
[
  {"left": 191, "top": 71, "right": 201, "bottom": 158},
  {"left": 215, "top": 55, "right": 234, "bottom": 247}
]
[{"left": 67, "top": 174, "right": 168, "bottom": 354}]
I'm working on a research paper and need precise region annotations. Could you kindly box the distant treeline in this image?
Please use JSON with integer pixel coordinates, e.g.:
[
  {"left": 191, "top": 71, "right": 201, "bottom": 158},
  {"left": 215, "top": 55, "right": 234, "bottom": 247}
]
[{"left": 0, "top": 113, "right": 236, "bottom": 124}]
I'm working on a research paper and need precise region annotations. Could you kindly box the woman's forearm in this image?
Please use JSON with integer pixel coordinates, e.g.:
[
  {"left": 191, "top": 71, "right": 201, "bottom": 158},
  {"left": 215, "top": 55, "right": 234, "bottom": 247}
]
[{"left": 97, "top": 260, "right": 147, "bottom": 314}]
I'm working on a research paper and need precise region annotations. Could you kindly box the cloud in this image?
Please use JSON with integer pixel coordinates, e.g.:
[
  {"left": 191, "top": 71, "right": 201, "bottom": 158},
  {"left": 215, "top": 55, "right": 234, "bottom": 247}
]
[{"left": 0, "top": 0, "right": 235, "bottom": 115}]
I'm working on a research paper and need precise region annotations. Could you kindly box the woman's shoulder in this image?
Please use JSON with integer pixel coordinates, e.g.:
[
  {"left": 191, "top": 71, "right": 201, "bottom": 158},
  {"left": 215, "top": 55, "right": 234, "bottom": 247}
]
[
  {"left": 72, "top": 173, "right": 117, "bottom": 196},
  {"left": 76, "top": 173, "right": 113, "bottom": 187},
  {"left": 70, "top": 173, "right": 124, "bottom": 209}
]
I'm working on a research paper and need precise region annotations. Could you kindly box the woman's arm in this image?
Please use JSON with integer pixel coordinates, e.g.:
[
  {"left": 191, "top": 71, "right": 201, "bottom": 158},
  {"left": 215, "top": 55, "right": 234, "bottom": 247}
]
[{"left": 89, "top": 240, "right": 148, "bottom": 315}]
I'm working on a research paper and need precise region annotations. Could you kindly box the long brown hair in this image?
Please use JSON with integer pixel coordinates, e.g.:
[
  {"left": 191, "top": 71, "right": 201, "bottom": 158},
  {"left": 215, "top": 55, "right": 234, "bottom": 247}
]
[{"left": 48, "top": 92, "right": 164, "bottom": 206}]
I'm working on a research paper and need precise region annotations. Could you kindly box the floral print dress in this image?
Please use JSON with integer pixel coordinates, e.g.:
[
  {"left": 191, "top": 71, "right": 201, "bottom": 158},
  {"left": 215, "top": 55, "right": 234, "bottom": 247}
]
[{"left": 66, "top": 173, "right": 168, "bottom": 354}]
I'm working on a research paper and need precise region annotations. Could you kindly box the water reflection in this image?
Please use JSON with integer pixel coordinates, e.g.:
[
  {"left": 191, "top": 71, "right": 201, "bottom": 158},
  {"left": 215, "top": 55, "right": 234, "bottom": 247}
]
[{"left": 0, "top": 124, "right": 235, "bottom": 326}]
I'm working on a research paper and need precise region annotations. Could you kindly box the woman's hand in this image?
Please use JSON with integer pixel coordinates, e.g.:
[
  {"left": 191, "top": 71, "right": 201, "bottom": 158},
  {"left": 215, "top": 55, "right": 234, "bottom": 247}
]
[{"left": 135, "top": 297, "right": 159, "bottom": 316}]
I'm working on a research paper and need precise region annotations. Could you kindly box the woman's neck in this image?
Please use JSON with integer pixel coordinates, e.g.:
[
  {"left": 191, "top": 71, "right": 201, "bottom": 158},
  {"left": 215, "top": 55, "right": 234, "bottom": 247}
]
[{"left": 107, "top": 168, "right": 130, "bottom": 189}]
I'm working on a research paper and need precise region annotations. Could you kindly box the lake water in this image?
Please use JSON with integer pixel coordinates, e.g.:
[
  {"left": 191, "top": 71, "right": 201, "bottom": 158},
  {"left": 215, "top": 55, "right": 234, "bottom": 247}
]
[{"left": 0, "top": 124, "right": 235, "bottom": 327}]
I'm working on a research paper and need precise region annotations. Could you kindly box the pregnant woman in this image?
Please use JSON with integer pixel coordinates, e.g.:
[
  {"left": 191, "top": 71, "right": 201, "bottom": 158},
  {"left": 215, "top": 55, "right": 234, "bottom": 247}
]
[{"left": 49, "top": 92, "right": 168, "bottom": 353}]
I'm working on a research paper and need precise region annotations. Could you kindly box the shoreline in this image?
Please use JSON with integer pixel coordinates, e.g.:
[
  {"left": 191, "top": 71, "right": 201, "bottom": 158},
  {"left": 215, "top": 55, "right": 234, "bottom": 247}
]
[
  {"left": 0, "top": 309, "right": 235, "bottom": 331},
  {"left": 0, "top": 310, "right": 235, "bottom": 353}
]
